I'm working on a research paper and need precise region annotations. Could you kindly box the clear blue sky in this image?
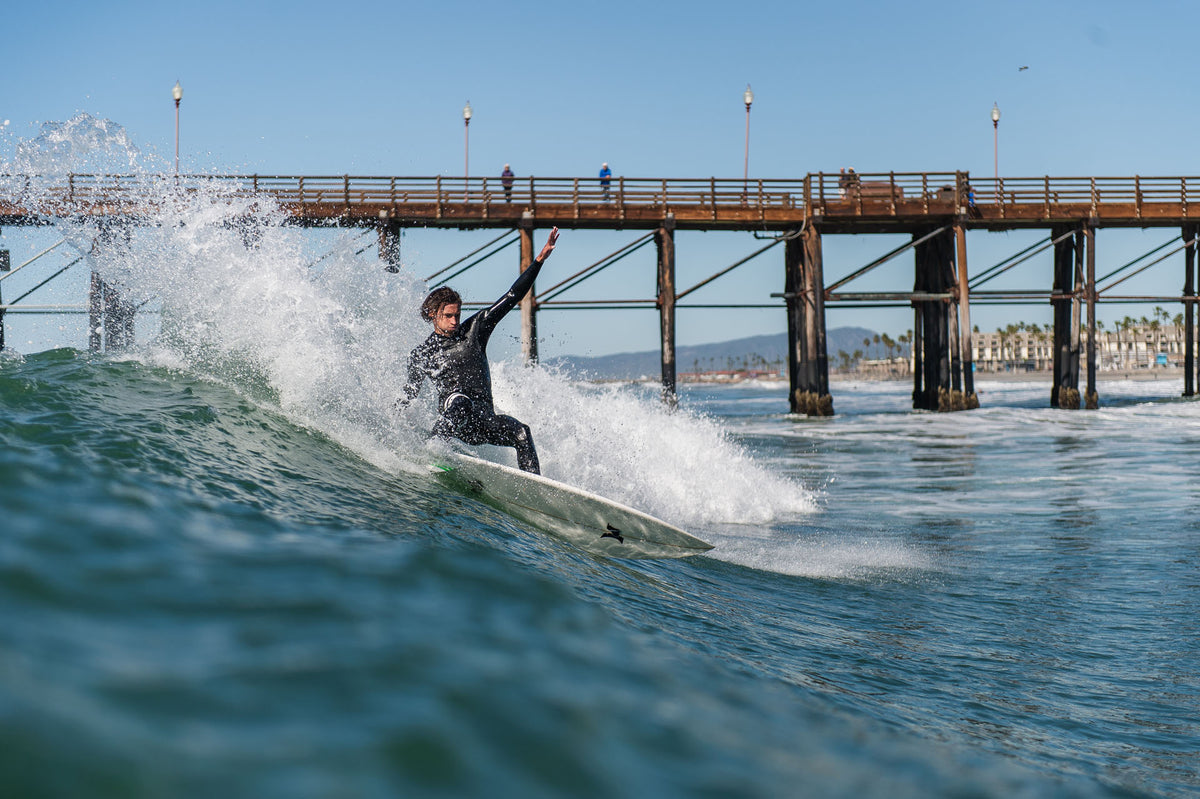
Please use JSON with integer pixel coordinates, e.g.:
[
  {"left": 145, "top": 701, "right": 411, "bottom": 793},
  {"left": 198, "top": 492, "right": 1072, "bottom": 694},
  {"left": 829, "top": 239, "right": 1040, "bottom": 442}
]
[{"left": 2, "top": 0, "right": 1197, "bottom": 357}]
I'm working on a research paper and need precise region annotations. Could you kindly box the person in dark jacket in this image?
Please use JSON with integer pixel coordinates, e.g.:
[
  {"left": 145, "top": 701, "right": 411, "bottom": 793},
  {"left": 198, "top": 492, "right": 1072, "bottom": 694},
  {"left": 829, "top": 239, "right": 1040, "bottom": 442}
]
[
  {"left": 501, "top": 164, "right": 514, "bottom": 202},
  {"left": 398, "top": 227, "right": 559, "bottom": 473}
]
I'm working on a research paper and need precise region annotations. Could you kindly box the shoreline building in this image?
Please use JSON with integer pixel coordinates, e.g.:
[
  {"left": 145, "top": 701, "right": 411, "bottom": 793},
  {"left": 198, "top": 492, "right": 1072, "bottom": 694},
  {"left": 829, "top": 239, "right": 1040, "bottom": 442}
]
[{"left": 971, "top": 322, "right": 1189, "bottom": 372}]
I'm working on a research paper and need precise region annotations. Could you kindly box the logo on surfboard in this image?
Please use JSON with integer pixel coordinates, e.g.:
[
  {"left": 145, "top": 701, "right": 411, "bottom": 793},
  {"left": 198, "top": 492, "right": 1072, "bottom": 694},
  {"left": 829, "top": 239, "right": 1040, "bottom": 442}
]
[{"left": 601, "top": 523, "right": 624, "bottom": 543}]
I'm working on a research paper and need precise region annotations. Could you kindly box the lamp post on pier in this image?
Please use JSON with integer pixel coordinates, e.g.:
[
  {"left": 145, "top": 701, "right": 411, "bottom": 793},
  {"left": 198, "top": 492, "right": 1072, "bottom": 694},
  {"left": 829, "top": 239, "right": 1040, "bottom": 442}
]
[
  {"left": 172, "top": 81, "right": 183, "bottom": 175},
  {"left": 743, "top": 84, "right": 754, "bottom": 196},
  {"left": 463, "top": 101, "right": 472, "bottom": 198},
  {"left": 991, "top": 102, "right": 1001, "bottom": 182}
]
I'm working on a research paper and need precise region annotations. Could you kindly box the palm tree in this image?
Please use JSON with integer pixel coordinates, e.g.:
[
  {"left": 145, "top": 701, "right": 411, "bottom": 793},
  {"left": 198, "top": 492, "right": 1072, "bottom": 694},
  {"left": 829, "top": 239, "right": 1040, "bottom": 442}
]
[
  {"left": 1119, "top": 315, "right": 1136, "bottom": 368},
  {"left": 1004, "top": 323, "right": 1020, "bottom": 370},
  {"left": 1172, "top": 313, "right": 1185, "bottom": 358},
  {"left": 1030, "top": 323, "right": 1048, "bottom": 369}
]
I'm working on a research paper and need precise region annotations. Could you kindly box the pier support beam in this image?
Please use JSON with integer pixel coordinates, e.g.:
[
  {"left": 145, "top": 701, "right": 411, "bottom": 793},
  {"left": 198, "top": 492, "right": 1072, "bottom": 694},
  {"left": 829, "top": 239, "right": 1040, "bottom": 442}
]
[
  {"left": 88, "top": 273, "right": 136, "bottom": 353},
  {"left": 953, "top": 223, "right": 979, "bottom": 408},
  {"left": 518, "top": 220, "right": 537, "bottom": 364},
  {"left": 0, "top": 243, "right": 7, "bottom": 351},
  {"left": 1085, "top": 223, "right": 1098, "bottom": 409},
  {"left": 656, "top": 215, "right": 677, "bottom": 407},
  {"left": 1051, "top": 224, "right": 1082, "bottom": 409},
  {"left": 89, "top": 271, "right": 102, "bottom": 352},
  {"left": 0, "top": 239, "right": 7, "bottom": 347},
  {"left": 912, "top": 226, "right": 958, "bottom": 411},
  {"left": 87, "top": 223, "right": 135, "bottom": 354},
  {"left": 784, "top": 226, "right": 832, "bottom": 416},
  {"left": 1184, "top": 224, "right": 1198, "bottom": 397},
  {"left": 377, "top": 220, "right": 401, "bottom": 272}
]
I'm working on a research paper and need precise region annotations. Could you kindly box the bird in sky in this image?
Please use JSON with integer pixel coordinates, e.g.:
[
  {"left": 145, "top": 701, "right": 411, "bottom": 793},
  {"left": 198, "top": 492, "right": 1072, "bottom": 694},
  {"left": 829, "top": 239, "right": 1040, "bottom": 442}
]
[{"left": 1018, "top": 65, "right": 1029, "bottom": 71}]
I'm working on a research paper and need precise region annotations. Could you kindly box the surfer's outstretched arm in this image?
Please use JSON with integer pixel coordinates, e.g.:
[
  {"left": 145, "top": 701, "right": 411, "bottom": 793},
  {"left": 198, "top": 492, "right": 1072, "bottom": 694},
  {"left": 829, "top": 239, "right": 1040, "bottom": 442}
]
[{"left": 476, "top": 227, "right": 559, "bottom": 339}]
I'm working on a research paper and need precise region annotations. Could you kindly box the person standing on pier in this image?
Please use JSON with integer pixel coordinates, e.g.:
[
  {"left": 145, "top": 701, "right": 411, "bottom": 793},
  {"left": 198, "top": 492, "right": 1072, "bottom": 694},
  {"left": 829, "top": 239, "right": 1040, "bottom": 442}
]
[
  {"left": 501, "top": 164, "right": 514, "bottom": 202},
  {"left": 397, "top": 227, "right": 560, "bottom": 474},
  {"left": 599, "top": 162, "right": 612, "bottom": 201}
]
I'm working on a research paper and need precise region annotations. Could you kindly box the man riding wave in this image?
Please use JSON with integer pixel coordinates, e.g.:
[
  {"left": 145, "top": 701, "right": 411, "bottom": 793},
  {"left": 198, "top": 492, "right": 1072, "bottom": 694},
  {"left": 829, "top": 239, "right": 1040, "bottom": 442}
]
[{"left": 397, "top": 227, "right": 559, "bottom": 474}]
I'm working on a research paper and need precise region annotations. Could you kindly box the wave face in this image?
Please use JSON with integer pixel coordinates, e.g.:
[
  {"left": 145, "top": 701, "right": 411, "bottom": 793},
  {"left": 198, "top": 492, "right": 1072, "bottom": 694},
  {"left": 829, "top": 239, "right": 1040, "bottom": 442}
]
[{"left": 7, "top": 353, "right": 1172, "bottom": 799}]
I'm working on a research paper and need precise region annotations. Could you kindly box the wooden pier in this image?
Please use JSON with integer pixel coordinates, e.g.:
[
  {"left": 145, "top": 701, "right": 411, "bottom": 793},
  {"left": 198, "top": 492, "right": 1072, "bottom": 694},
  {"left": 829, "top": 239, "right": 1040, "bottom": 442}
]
[{"left": 4, "top": 170, "right": 1200, "bottom": 413}]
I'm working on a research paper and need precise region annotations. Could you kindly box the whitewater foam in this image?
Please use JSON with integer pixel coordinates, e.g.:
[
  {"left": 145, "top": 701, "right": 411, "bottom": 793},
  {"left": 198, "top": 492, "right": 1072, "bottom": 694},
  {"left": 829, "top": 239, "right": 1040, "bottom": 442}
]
[{"left": 6, "top": 113, "right": 817, "bottom": 540}]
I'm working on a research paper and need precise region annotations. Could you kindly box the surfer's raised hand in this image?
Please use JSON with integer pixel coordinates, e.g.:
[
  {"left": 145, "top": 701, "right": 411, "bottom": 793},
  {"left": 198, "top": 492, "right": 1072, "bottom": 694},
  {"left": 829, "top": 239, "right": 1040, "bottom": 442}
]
[{"left": 537, "top": 226, "right": 559, "bottom": 262}]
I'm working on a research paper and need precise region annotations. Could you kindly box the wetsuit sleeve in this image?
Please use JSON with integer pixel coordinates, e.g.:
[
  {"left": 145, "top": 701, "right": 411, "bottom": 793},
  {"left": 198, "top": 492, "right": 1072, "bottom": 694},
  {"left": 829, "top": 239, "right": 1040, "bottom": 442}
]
[
  {"left": 473, "top": 256, "right": 545, "bottom": 341},
  {"left": 396, "top": 348, "right": 426, "bottom": 408}
]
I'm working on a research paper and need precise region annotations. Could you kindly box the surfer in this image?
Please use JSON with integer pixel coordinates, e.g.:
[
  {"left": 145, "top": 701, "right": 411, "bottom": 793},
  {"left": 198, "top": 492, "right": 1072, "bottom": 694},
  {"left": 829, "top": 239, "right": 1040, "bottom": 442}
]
[{"left": 397, "top": 227, "right": 560, "bottom": 474}]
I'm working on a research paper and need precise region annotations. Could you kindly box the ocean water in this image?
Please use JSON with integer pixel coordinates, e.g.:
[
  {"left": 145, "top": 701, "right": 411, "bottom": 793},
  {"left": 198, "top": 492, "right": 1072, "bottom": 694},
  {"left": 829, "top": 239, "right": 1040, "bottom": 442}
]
[
  {"left": 3, "top": 353, "right": 1199, "bottom": 798},
  {"left": 2, "top": 117, "right": 1199, "bottom": 797}
]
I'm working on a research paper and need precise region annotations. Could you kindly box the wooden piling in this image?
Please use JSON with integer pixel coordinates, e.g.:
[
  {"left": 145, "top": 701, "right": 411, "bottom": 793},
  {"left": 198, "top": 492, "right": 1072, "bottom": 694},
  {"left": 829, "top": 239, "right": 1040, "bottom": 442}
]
[
  {"left": 104, "top": 283, "right": 135, "bottom": 350},
  {"left": 0, "top": 244, "right": 7, "bottom": 351},
  {"left": 806, "top": 226, "right": 831, "bottom": 414},
  {"left": 1085, "top": 223, "right": 1098, "bottom": 409},
  {"left": 88, "top": 271, "right": 103, "bottom": 353},
  {"left": 1051, "top": 224, "right": 1082, "bottom": 409},
  {"left": 377, "top": 220, "right": 401, "bottom": 272},
  {"left": 948, "top": 292, "right": 963, "bottom": 398},
  {"left": 84, "top": 223, "right": 136, "bottom": 353},
  {"left": 784, "top": 226, "right": 832, "bottom": 416},
  {"left": 953, "top": 222, "right": 979, "bottom": 408},
  {"left": 912, "top": 305, "right": 925, "bottom": 408},
  {"left": 1184, "top": 224, "right": 1198, "bottom": 397},
  {"left": 518, "top": 222, "right": 537, "bottom": 364},
  {"left": 656, "top": 216, "right": 677, "bottom": 407},
  {"left": 912, "top": 226, "right": 956, "bottom": 411},
  {"left": 785, "top": 237, "right": 801, "bottom": 411}
]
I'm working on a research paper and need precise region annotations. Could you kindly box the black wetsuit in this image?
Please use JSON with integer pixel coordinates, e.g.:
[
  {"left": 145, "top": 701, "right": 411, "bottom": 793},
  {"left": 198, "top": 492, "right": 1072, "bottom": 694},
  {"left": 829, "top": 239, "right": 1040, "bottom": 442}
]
[{"left": 401, "top": 259, "right": 544, "bottom": 473}]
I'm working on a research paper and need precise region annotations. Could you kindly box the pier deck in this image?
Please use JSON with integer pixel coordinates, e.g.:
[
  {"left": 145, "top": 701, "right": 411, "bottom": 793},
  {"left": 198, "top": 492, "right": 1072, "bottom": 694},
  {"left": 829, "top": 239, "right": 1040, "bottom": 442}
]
[{"left": 5, "top": 172, "right": 1200, "bottom": 231}]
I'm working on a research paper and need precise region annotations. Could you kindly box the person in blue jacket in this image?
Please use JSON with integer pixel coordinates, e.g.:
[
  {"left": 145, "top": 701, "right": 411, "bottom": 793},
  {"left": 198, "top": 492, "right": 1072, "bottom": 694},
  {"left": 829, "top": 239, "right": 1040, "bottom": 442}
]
[
  {"left": 398, "top": 227, "right": 560, "bottom": 474},
  {"left": 599, "top": 162, "right": 612, "bottom": 201}
]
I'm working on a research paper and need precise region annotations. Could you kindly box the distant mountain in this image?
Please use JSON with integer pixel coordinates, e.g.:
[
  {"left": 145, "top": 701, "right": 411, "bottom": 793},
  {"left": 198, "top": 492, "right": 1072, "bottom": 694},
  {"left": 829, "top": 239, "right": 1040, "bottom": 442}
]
[{"left": 546, "top": 327, "right": 891, "bottom": 380}]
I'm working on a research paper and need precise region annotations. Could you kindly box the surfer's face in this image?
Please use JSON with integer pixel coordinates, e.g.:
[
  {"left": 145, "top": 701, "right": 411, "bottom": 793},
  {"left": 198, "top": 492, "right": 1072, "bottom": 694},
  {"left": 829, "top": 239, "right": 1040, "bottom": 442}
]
[{"left": 433, "top": 303, "right": 461, "bottom": 336}]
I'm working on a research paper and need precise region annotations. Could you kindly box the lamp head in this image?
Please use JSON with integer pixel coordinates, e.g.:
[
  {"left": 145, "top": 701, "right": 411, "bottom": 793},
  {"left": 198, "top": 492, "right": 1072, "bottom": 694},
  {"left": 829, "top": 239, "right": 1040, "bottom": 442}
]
[
  {"left": 172, "top": 81, "right": 183, "bottom": 102},
  {"left": 991, "top": 102, "right": 1001, "bottom": 124},
  {"left": 744, "top": 84, "right": 754, "bottom": 108},
  {"left": 463, "top": 101, "right": 472, "bottom": 122}
]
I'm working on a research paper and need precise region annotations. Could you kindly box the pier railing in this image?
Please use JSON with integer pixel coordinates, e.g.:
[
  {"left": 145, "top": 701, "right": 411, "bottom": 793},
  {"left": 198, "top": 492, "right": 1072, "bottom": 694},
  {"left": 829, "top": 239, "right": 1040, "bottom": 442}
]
[
  {"left": 0, "top": 173, "right": 805, "bottom": 227},
  {"left": 5, "top": 172, "right": 1200, "bottom": 228},
  {"left": 808, "top": 172, "right": 1200, "bottom": 224}
]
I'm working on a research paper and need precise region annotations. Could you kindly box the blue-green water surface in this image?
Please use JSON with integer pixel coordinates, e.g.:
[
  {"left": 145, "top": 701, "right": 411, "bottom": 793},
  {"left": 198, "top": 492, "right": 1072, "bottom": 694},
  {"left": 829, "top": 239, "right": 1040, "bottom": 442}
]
[{"left": 2, "top": 352, "right": 1197, "bottom": 797}]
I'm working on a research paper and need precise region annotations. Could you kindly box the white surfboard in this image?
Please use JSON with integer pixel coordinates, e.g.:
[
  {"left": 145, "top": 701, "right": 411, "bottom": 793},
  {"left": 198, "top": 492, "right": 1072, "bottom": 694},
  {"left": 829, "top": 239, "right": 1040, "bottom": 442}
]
[{"left": 432, "top": 453, "right": 714, "bottom": 560}]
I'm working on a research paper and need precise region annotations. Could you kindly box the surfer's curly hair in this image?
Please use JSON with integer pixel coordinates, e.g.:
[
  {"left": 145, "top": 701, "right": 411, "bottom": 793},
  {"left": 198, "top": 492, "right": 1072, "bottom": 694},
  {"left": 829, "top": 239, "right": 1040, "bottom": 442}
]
[{"left": 421, "top": 287, "right": 462, "bottom": 321}]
